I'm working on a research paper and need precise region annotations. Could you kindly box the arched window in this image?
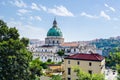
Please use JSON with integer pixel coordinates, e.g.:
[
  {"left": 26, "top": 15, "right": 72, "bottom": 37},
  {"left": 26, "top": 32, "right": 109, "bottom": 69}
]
[
  {"left": 45, "top": 49, "right": 47, "bottom": 52},
  {"left": 74, "top": 48, "right": 76, "bottom": 52},
  {"left": 57, "top": 41, "right": 59, "bottom": 44},
  {"left": 53, "top": 40, "right": 55, "bottom": 44}
]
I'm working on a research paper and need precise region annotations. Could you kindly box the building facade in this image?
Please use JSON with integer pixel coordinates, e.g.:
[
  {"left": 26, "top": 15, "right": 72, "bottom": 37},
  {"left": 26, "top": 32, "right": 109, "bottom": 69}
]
[
  {"left": 28, "top": 19, "right": 102, "bottom": 62},
  {"left": 64, "top": 53, "right": 105, "bottom": 80}
]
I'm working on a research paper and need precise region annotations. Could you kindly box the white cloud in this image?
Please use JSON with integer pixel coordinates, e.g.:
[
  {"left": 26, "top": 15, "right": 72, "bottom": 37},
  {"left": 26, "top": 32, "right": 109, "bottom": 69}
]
[
  {"left": 109, "top": 7, "right": 115, "bottom": 12},
  {"left": 40, "top": 5, "right": 47, "bottom": 11},
  {"left": 30, "top": 16, "right": 42, "bottom": 21},
  {"left": 80, "top": 12, "right": 98, "bottom": 19},
  {"left": 104, "top": 3, "right": 115, "bottom": 12},
  {"left": 7, "top": 21, "right": 46, "bottom": 40},
  {"left": 80, "top": 11, "right": 111, "bottom": 20},
  {"left": 18, "top": 9, "right": 30, "bottom": 14},
  {"left": 100, "top": 11, "right": 111, "bottom": 20},
  {"left": 104, "top": 4, "right": 109, "bottom": 7},
  {"left": 10, "top": 0, "right": 27, "bottom": 8},
  {"left": 48, "top": 5, "right": 74, "bottom": 17},
  {"left": 31, "top": 3, "right": 40, "bottom": 10}
]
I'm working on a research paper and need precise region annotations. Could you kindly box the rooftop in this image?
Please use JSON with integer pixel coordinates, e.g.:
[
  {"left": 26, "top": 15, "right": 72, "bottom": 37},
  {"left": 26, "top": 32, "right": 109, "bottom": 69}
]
[
  {"left": 61, "top": 42, "right": 79, "bottom": 47},
  {"left": 64, "top": 53, "right": 104, "bottom": 61}
]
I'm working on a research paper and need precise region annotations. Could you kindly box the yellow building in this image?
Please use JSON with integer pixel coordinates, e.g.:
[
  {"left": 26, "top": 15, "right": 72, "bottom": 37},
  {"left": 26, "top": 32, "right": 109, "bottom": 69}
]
[
  {"left": 47, "top": 64, "right": 64, "bottom": 72},
  {"left": 64, "top": 53, "right": 105, "bottom": 80}
]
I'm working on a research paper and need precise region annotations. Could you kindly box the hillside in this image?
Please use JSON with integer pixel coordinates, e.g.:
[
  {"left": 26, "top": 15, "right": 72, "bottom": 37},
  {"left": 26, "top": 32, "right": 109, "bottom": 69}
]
[{"left": 90, "top": 36, "right": 120, "bottom": 56}]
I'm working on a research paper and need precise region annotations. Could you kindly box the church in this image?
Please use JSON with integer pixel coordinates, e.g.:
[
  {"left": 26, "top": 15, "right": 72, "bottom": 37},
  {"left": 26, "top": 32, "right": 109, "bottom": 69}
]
[{"left": 28, "top": 19, "right": 102, "bottom": 62}]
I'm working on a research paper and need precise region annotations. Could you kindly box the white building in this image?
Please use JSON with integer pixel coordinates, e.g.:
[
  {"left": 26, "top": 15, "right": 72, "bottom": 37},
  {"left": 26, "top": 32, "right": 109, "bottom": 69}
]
[{"left": 28, "top": 19, "right": 102, "bottom": 62}]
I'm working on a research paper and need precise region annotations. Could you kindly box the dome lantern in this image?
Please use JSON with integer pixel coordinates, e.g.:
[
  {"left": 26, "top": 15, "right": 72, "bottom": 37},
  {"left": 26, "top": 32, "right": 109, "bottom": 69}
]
[{"left": 53, "top": 18, "right": 57, "bottom": 27}]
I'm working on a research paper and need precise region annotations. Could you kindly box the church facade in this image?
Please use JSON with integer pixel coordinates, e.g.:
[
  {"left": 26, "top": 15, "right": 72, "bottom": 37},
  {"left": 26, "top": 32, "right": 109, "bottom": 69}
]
[{"left": 28, "top": 19, "right": 102, "bottom": 62}]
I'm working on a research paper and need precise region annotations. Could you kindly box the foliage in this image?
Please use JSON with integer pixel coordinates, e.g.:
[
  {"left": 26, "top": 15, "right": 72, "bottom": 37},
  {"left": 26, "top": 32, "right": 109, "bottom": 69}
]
[
  {"left": 45, "top": 60, "right": 55, "bottom": 65},
  {"left": 90, "top": 38, "right": 120, "bottom": 56},
  {"left": 47, "top": 59, "right": 52, "bottom": 63},
  {"left": 92, "top": 74, "right": 105, "bottom": 80},
  {"left": 0, "top": 20, "right": 19, "bottom": 41},
  {"left": 57, "top": 61, "right": 63, "bottom": 64},
  {"left": 105, "top": 52, "right": 120, "bottom": 69},
  {"left": 116, "top": 64, "right": 120, "bottom": 74},
  {"left": 116, "top": 64, "right": 120, "bottom": 80},
  {"left": 50, "top": 75, "right": 62, "bottom": 80},
  {"left": 41, "top": 62, "right": 48, "bottom": 69},
  {"left": 74, "top": 67, "right": 105, "bottom": 80},
  {"left": 0, "top": 20, "right": 32, "bottom": 80},
  {"left": 57, "top": 50, "right": 64, "bottom": 57},
  {"left": 105, "top": 51, "right": 120, "bottom": 80},
  {"left": 29, "top": 58, "right": 43, "bottom": 79},
  {"left": 20, "top": 37, "right": 29, "bottom": 47}
]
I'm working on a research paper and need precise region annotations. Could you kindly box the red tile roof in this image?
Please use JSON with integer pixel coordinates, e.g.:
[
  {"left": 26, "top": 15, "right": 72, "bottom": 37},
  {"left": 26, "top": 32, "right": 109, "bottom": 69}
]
[{"left": 64, "top": 53, "right": 104, "bottom": 61}]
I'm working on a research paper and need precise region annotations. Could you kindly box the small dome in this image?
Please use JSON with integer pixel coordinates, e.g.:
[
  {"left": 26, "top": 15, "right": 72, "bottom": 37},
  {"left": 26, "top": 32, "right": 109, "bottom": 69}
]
[{"left": 47, "top": 27, "right": 63, "bottom": 37}]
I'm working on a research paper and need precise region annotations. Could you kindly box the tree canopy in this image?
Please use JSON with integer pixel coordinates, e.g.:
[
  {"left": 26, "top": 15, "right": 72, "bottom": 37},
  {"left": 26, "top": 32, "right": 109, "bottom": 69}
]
[
  {"left": 0, "top": 20, "right": 32, "bottom": 80},
  {"left": 90, "top": 38, "right": 120, "bottom": 56},
  {"left": 105, "top": 52, "right": 120, "bottom": 69},
  {"left": 29, "top": 58, "right": 43, "bottom": 79}
]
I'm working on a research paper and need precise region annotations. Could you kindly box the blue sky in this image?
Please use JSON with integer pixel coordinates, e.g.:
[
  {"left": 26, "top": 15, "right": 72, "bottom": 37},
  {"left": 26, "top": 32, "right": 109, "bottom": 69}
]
[{"left": 0, "top": 0, "right": 120, "bottom": 42}]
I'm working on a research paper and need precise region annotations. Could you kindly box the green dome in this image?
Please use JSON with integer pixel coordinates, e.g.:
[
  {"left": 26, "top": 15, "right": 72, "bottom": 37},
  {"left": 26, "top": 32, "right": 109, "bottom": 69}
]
[
  {"left": 47, "top": 26, "right": 63, "bottom": 37},
  {"left": 47, "top": 19, "right": 63, "bottom": 37}
]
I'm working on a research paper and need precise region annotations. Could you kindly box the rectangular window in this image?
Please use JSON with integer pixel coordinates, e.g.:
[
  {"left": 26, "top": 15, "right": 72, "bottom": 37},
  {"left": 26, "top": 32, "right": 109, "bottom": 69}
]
[
  {"left": 68, "top": 68, "right": 71, "bottom": 75},
  {"left": 68, "top": 77, "right": 71, "bottom": 80},
  {"left": 68, "top": 60, "right": 70, "bottom": 64},
  {"left": 88, "top": 70, "right": 92, "bottom": 74},
  {"left": 77, "top": 61, "right": 80, "bottom": 65},
  {"left": 89, "top": 62, "right": 92, "bottom": 66}
]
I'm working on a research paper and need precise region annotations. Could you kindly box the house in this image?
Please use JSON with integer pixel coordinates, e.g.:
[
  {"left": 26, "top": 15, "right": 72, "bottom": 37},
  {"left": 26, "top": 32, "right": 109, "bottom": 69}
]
[{"left": 64, "top": 53, "right": 105, "bottom": 80}]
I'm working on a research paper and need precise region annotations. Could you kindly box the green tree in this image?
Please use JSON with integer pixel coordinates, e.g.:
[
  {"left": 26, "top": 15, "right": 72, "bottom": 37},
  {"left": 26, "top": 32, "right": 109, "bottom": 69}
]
[
  {"left": 57, "top": 50, "right": 64, "bottom": 57},
  {"left": 92, "top": 74, "right": 105, "bottom": 80},
  {"left": 29, "top": 58, "right": 43, "bottom": 79},
  {"left": 21, "top": 37, "right": 29, "bottom": 47},
  {"left": 47, "top": 59, "right": 52, "bottom": 63},
  {"left": 74, "top": 67, "right": 105, "bottom": 80},
  {"left": 50, "top": 75, "right": 62, "bottom": 80},
  {"left": 116, "top": 64, "right": 120, "bottom": 80},
  {"left": 106, "top": 52, "right": 120, "bottom": 69},
  {"left": 105, "top": 51, "right": 120, "bottom": 80},
  {"left": 0, "top": 20, "right": 32, "bottom": 80}
]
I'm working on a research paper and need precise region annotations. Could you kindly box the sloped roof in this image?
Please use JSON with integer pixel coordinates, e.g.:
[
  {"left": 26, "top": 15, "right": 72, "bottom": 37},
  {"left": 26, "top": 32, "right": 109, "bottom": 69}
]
[
  {"left": 64, "top": 53, "right": 104, "bottom": 61},
  {"left": 61, "top": 42, "right": 79, "bottom": 47}
]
